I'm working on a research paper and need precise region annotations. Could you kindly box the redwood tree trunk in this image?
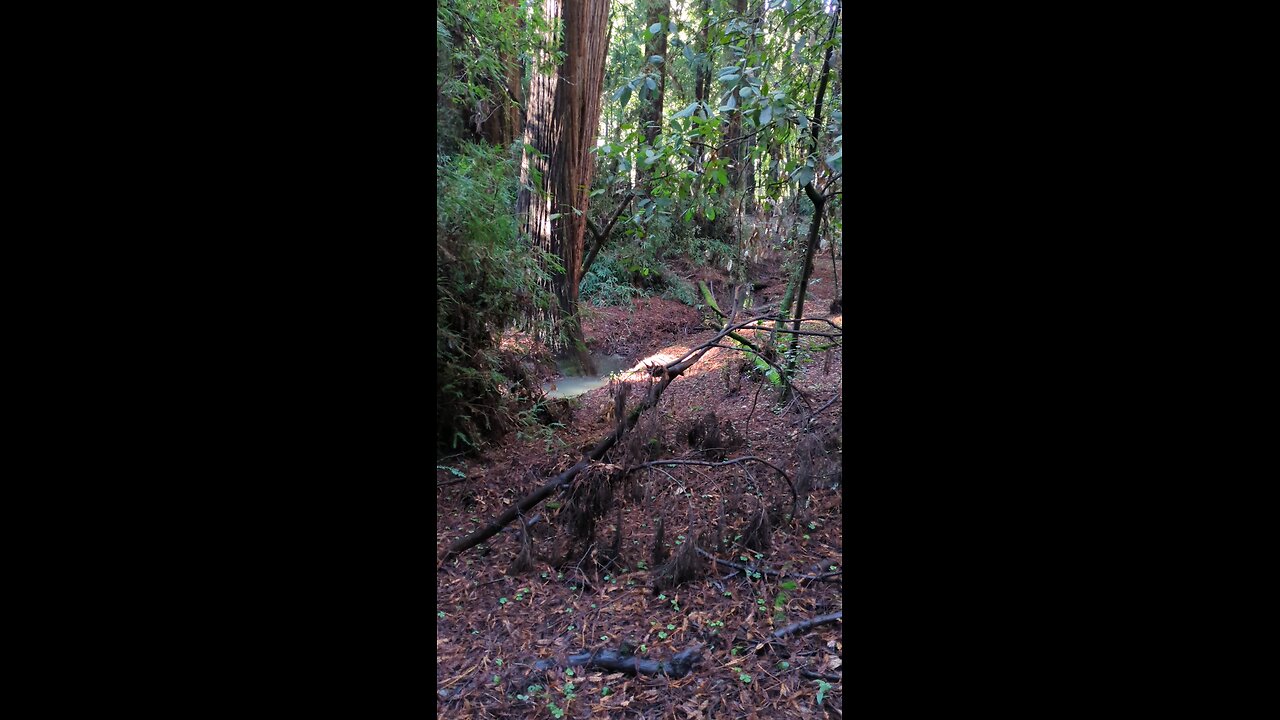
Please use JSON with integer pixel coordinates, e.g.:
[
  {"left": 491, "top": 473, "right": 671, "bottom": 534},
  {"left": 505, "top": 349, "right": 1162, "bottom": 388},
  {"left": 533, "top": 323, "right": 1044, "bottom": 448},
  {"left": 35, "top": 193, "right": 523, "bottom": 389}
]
[{"left": 518, "top": 0, "right": 611, "bottom": 366}]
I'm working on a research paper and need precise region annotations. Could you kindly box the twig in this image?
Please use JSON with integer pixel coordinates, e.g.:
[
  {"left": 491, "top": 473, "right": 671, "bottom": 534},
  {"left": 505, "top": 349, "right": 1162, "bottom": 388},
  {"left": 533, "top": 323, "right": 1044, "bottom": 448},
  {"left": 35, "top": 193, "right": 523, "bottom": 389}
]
[
  {"left": 805, "top": 383, "right": 841, "bottom": 426},
  {"left": 627, "top": 457, "right": 797, "bottom": 520},
  {"left": 694, "top": 547, "right": 841, "bottom": 584},
  {"left": 771, "top": 611, "right": 842, "bottom": 639}
]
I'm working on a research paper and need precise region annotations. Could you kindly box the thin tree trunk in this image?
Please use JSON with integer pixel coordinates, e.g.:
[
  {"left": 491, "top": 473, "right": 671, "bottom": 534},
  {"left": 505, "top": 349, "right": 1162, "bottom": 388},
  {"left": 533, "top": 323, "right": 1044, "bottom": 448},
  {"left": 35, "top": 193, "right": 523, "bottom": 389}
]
[{"left": 785, "top": 8, "right": 839, "bottom": 376}]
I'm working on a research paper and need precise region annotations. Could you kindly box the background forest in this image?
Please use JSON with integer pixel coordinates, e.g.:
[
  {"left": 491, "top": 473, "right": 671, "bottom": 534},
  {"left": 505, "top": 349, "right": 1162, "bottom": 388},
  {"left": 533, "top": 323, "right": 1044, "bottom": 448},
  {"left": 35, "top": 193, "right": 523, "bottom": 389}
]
[{"left": 438, "top": 1, "right": 842, "bottom": 717}]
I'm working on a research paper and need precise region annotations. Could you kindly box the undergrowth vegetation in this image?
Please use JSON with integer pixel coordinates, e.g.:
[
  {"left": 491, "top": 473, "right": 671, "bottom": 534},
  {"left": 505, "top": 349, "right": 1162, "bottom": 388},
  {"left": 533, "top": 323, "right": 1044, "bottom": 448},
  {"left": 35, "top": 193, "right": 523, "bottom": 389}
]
[{"left": 436, "top": 142, "right": 552, "bottom": 455}]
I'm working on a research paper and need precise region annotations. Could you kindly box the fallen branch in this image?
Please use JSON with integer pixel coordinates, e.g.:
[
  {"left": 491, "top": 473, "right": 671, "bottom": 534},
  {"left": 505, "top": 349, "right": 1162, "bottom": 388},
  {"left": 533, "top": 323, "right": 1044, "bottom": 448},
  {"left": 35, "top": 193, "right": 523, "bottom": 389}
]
[
  {"left": 799, "top": 669, "right": 841, "bottom": 682},
  {"left": 440, "top": 346, "right": 714, "bottom": 564},
  {"left": 567, "top": 643, "right": 703, "bottom": 679},
  {"left": 805, "top": 382, "right": 841, "bottom": 426},
  {"left": 771, "top": 611, "right": 842, "bottom": 639},
  {"left": 695, "top": 548, "right": 842, "bottom": 584},
  {"left": 628, "top": 457, "right": 797, "bottom": 521}
]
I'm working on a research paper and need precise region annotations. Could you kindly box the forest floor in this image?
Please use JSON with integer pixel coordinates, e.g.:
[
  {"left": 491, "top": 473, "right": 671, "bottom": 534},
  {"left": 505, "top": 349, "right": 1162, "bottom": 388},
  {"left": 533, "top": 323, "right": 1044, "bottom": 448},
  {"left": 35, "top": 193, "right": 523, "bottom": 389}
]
[{"left": 437, "top": 255, "right": 843, "bottom": 719}]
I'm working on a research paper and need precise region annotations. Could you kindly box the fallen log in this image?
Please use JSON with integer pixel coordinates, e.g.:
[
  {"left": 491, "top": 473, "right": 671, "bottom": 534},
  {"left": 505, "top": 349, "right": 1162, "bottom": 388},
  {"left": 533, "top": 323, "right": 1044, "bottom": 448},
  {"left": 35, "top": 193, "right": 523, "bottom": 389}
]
[
  {"left": 772, "top": 611, "right": 842, "bottom": 639},
  {"left": 439, "top": 346, "right": 713, "bottom": 564},
  {"left": 567, "top": 643, "right": 703, "bottom": 679}
]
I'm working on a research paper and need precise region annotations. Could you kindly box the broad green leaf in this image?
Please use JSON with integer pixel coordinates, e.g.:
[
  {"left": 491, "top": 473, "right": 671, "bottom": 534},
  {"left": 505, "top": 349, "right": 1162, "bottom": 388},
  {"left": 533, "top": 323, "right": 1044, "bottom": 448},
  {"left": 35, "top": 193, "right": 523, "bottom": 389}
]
[
  {"left": 722, "top": 93, "right": 737, "bottom": 111},
  {"left": 620, "top": 87, "right": 631, "bottom": 108},
  {"left": 548, "top": 213, "right": 562, "bottom": 221},
  {"left": 739, "top": 86, "right": 754, "bottom": 98},
  {"left": 791, "top": 165, "right": 814, "bottom": 186},
  {"left": 648, "top": 55, "right": 664, "bottom": 65},
  {"left": 645, "top": 76, "right": 657, "bottom": 91},
  {"left": 759, "top": 104, "right": 773, "bottom": 126},
  {"left": 668, "top": 21, "right": 677, "bottom": 33},
  {"left": 719, "top": 74, "right": 740, "bottom": 84},
  {"left": 673, "top": 102, "right": 698, "bottom": 119},
  {"left": 649, "top": 22, "right": 662, "bottom": 34},
  {"left": 683, "top": 208, "right": 694, "bottom": 222},
  {"left": 706, "top": 205, "right": 716, "bottom": 221},
  {"left": 683, "top": 46, "right": 695, "bottom": 64}
]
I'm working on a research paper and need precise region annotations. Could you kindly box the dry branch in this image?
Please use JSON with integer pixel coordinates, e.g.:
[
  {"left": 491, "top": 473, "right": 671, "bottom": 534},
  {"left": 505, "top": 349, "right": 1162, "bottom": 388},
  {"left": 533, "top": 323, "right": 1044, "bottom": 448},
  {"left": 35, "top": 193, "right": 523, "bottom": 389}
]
[
  {"left": 626, "top": 456, "right": 797, "bottom": 520},
  {"left": 695, "top": 547, "right": 842, "bottom": 584},
  {"left": 440, "top": 344, "right": 714, "bottom": 563},
  {"left": 771, "top": 610, "right": 842, "bottom": 639}
]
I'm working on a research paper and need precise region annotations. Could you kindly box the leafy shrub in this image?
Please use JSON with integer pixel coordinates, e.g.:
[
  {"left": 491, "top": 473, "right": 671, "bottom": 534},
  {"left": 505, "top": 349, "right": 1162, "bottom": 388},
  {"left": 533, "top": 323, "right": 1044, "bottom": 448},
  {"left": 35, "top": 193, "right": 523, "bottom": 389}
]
[
  {"left": 580, "top": 251, "right": 643, "bottom": 307},
  {"left": 437, "top": 141, "right": 552, "bottom": 455}
]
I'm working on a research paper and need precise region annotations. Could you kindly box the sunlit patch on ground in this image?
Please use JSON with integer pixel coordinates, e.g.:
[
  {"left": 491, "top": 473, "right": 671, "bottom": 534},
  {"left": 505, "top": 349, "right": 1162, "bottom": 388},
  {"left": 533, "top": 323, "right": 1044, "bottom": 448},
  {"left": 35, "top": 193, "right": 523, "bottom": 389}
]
[{"left": 624, "top": 351, "right": 682, "bottom": 376}]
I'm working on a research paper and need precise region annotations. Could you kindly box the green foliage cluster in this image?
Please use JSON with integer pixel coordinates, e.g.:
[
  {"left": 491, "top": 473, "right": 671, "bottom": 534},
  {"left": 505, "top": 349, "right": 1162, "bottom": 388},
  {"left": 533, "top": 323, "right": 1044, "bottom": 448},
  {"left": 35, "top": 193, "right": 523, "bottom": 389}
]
[
  {"left": 436, "top": 142, "right": 551, "bottom": 454},
  {"left": 580, "top": 251, "right": 643, "bottom": 307}
]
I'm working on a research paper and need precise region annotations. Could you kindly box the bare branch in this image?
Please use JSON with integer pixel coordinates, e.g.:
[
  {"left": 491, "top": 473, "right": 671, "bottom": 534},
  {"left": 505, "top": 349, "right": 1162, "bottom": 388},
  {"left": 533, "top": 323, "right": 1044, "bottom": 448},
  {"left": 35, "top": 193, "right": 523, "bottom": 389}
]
[{"left": 626, "top": 455, "right": 797, "bottom": 519}]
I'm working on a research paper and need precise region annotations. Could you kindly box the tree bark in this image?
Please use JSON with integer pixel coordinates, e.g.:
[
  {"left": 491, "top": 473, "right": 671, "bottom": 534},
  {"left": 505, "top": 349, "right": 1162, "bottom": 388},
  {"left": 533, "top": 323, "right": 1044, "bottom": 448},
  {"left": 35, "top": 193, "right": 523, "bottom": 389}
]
[{"left": 517, "top": 0, "right": 611, "bottom": 364}]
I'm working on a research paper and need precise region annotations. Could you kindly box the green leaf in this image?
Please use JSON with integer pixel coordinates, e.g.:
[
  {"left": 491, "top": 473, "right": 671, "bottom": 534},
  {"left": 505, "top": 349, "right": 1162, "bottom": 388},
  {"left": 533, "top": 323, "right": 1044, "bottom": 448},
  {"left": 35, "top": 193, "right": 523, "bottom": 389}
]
[
  {"left": 645, "top": 76, "right": 657, "bottom": 91},
  {"left": 683, "top": 46, "right": 695, "bottom": 64},
  {"left": 668, "top": 20, "right": 677, "bottom": 33},
  {"left": 706, "top": 205, "right": 716, "bottom": 221},
  {"left": 648, "top": 55, "right": 664, "bottom": 65},
  {"left": 673, "top": 102, "right": 698, "bottom": 119},
  {"left": 649, "top": 22, "right": 662, "bottom": 34},
  {"left": 547, "top": 213, "right": 562, "bottom": 221},
  {"left": 683, "top": 208, "right": 694, "bottom": 222},
  {"left": 816, "top": 680, "right": 831, "bottom": 704},
  {"left": 719, "top": 74, "right": 740, "bottom": 84},
  {"left": 760, "top": 104, "right": 773, "bottom": 126},
  {"left": 780, "top": 580, "right": 798, "bottom": 591}
]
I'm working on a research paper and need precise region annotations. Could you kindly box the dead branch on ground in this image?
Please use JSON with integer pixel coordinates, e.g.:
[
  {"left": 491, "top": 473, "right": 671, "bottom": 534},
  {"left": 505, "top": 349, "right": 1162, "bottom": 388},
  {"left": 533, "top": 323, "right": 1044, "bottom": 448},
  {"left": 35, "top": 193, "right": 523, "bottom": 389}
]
[
  {"left": 771, "top": 610, "right": 842, "bottom": 639},
  {"left": 695, "top": 547, "right": 842, "bottom": 584},
  {"left": 626, "top": 456, "right": 797, "bottom": 521}
]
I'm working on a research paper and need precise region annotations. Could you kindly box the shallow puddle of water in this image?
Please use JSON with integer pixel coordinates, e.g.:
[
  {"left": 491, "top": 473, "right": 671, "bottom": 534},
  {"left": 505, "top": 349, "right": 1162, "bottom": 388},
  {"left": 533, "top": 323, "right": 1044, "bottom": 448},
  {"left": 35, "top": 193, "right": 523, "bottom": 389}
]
[{"left": 541, "top": 353, "right": 631, "bottom": 399}]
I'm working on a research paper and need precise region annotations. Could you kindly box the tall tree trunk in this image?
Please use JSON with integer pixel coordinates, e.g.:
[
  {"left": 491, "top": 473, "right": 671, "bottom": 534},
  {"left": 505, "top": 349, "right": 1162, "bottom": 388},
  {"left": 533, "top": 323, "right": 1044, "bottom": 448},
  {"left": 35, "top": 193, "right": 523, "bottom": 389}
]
[{"left": 518, "top": 0, "right": 612, "bottom": 370}]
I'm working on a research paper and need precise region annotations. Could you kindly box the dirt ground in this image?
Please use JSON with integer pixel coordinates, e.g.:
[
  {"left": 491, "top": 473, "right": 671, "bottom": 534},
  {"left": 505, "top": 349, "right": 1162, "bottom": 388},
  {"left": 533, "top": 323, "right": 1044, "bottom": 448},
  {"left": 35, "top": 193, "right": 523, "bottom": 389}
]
[{"left": 437, "top": 256, "right": 843, "bottom": 719}]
